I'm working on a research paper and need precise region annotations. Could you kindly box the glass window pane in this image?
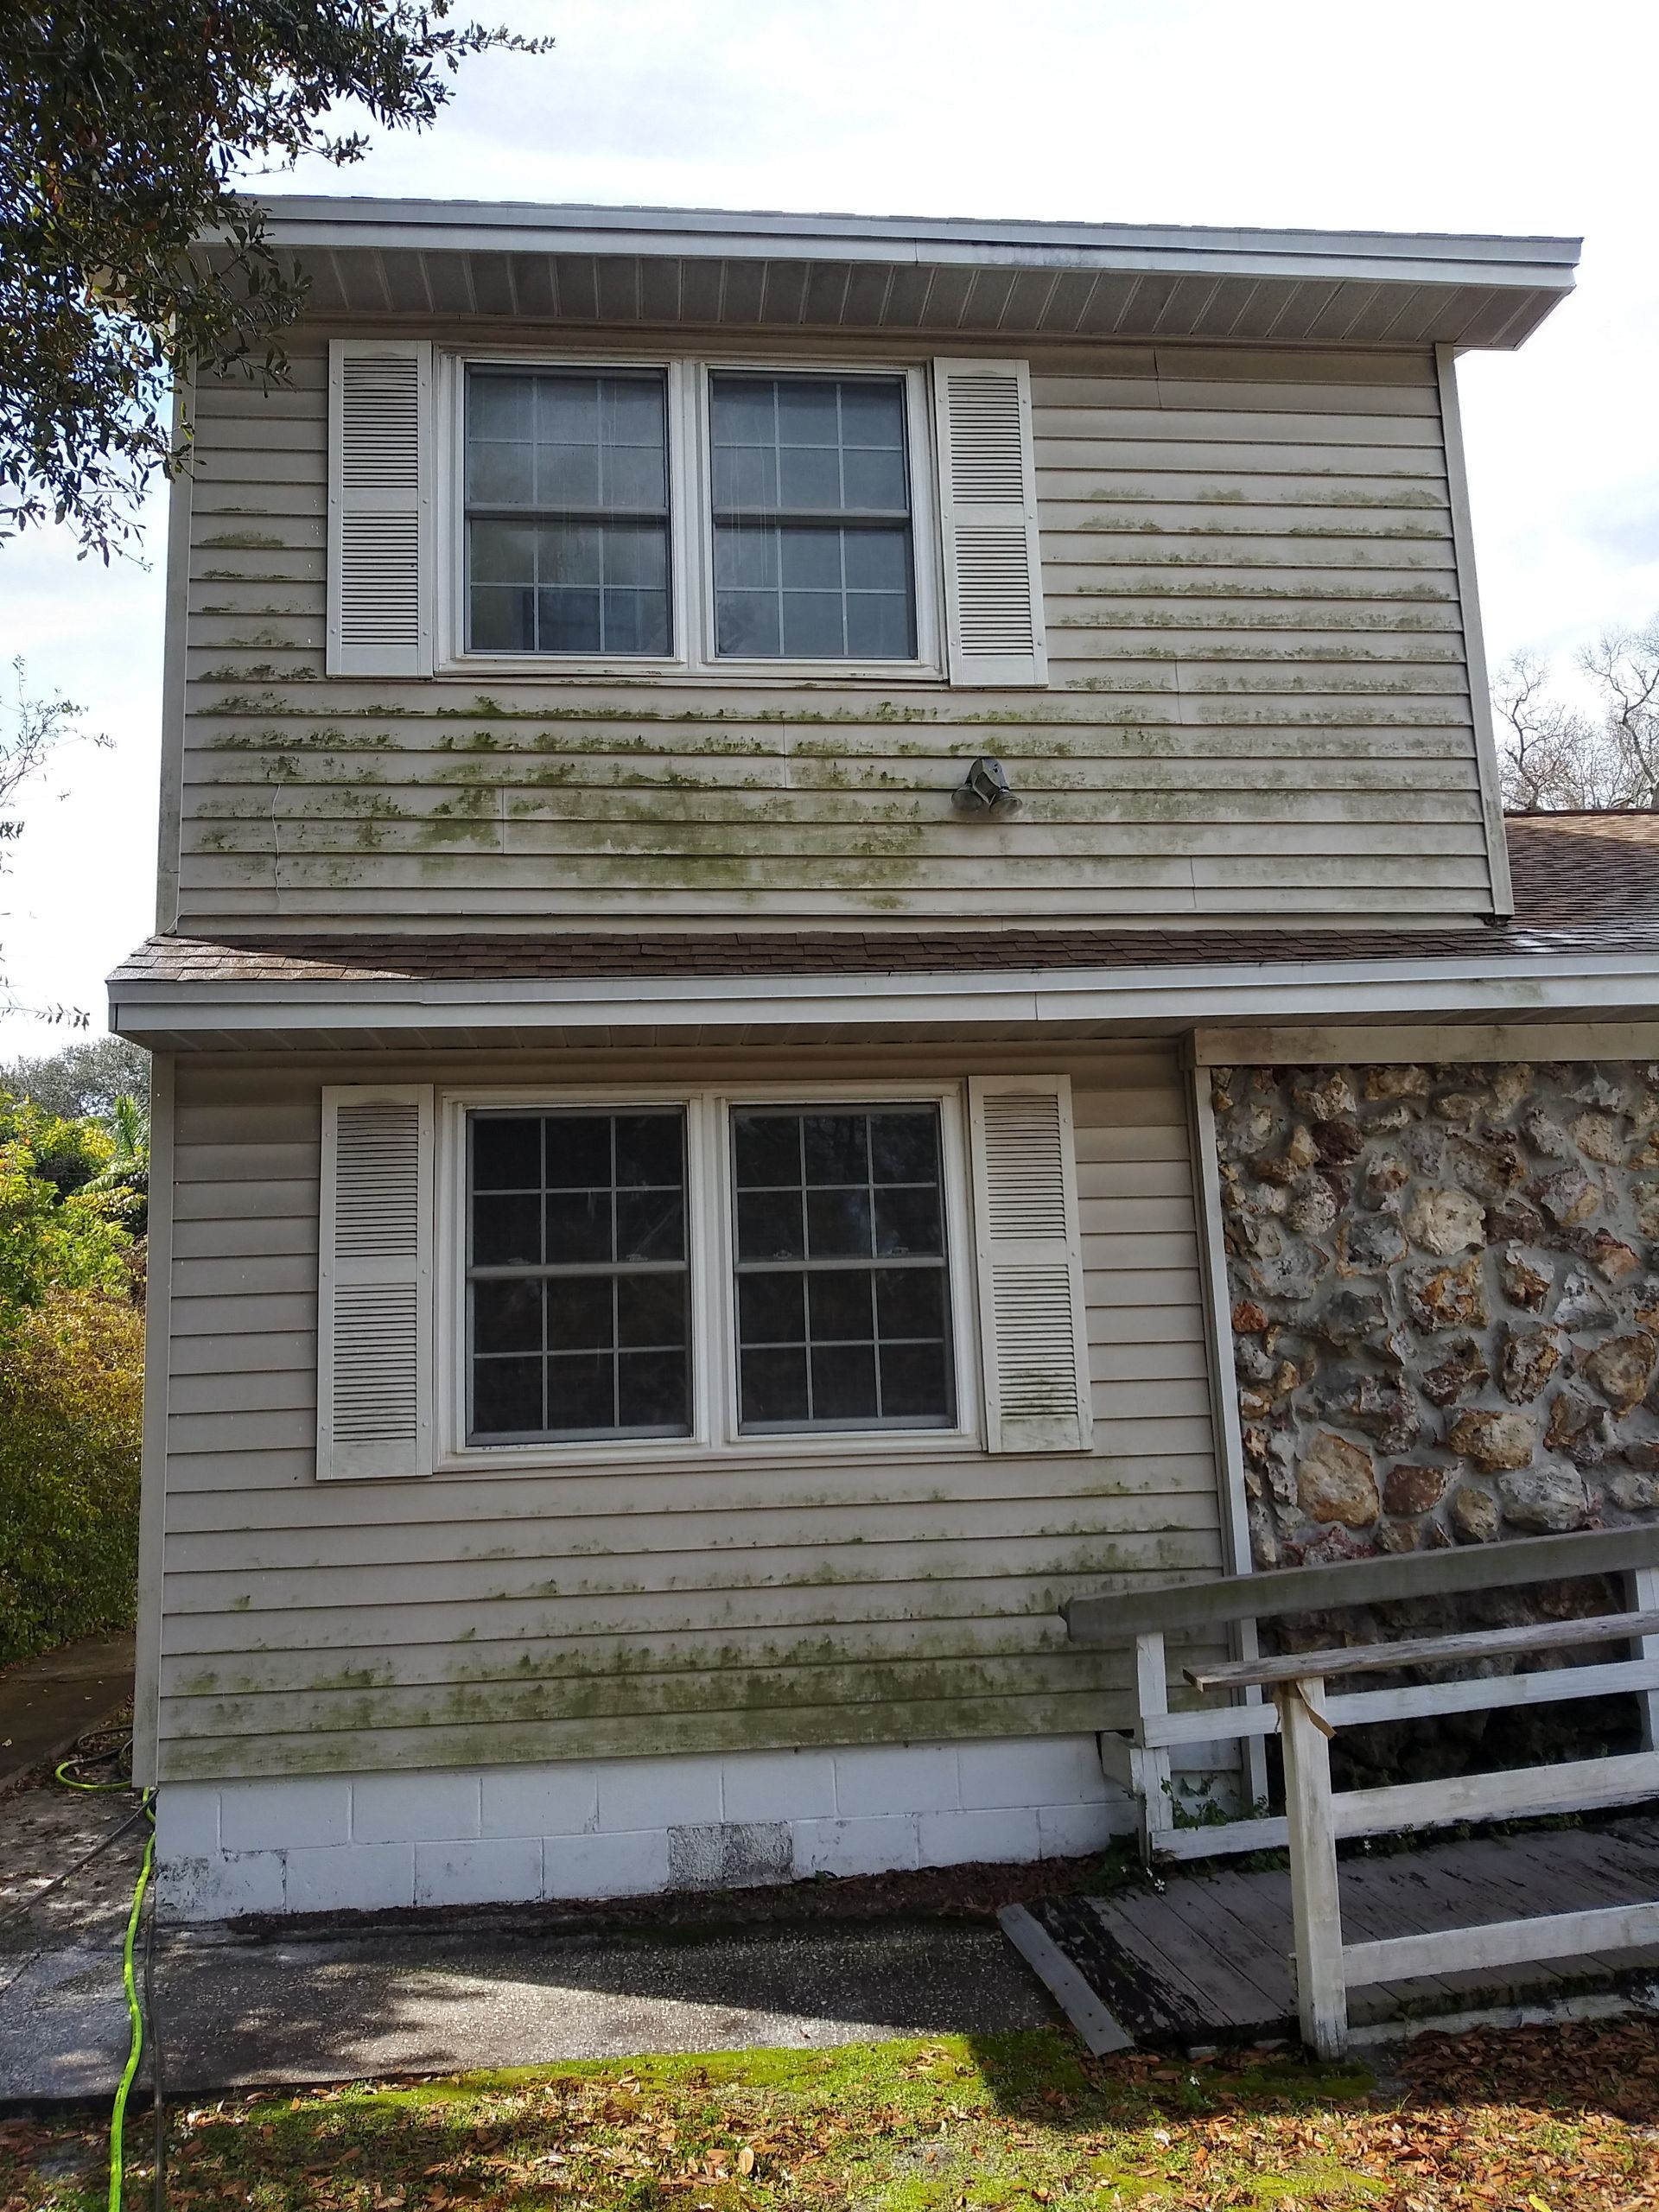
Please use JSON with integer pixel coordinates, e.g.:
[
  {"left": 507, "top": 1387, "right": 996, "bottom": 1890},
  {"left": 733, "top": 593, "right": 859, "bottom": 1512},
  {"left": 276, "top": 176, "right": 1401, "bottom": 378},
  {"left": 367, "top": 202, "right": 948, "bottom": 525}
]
[
  {"left": 544, "top": 1189, "right": 613, "bottom": 1265},
  {"left": 842, "top": 447, "right": 908, "bottom": 512},
  {"left": 874, "top": 1185, "right": 943, "bottom": 1257},
  {"left": 875, "top": 1266, "right": 945, "bottom": 1339},
  {"left": 775, "top": 380, "right": 841, "bottom": 447},
  {"left": 471, "top": 375, "right": 534, "bottom": 441},
  {"left": 779, "top": 530, "right": 842, "bottom": 591},
  {"left": 470, "top": 520, "right": 537, "bottom": 587},
  {"left": 545, "top": 1352, "right": 614, "bottom": 1433},
  {"left": 473, "top": 1356, "right": 543, "bottom": 1437},
  {"left": 804, "top": 1115, "right": 868, "bottom": 1185},
  {"left": 473, "top": 1192, "right": 541, "bottom": 1267},
  {"left": 812, "top": 1344, "right": 879, "bottom": 1422},
  {"left": 870, "top": 1112, "right": 939, "bottom": 1185},
  {"left": 712, "top": 378, "right": 779, "bottom": 445},
  {"left": 843, "top": 527, "right": 913, "bottom": 594},
  {"left": 734, "top": 1115, "right": 801, "bottom": 1188},
  {"left": 806, "top": 1186, "right": 872, "bottom": 1257},
  {"left": 838, "top": 379, "right": 906, "bottom": 450},
  {"left": 781, "top": 589, "right": 846, "bottom": 659},
  {"left": 537, "top": 588, "right": 602, "bottom": 654},
  {"left": 616, "top": 1188, "right": 684, "bottom": 1262},
  {"left": 846, "top": 589, "right": 913, "bottom": 660},
  {"left": 617, "top": 1273, "right": 686, "bottom": 1349},
  {"left": 808, "top": 1269, "right": 874, "bottom": 1342},
  {"left": 777, "top": 443, "right": 841, "bottom": 511},
  {"left": 467, "top": 441, "right": 531, "bottom": 505},
  {"left": 715, "top": 586, "right": 781, "bottom": 659},
  {"left": 741, "top": 1346, "right": 809, "bottom": 1426},
  {"left": 738, "top": 1269, "right": 804, "bottom": 1345},
  {"left": 715, "top": 524, "right": 779, "bottom": 590},
  {"left": 619, "top": 1350, "right": 688, "bottom": 1428},
  {"left": 880, "top": 1339, "right": 951, "bottom": 1421},
  {"left": 536, "top": 440, "right": 599, "bottom": 506},
  {"left": 468, "top": 584, "right": 533, "bottom": 653},
  {"left": 615, "top": 1114, "right": 683, "bottom": 1187},
  {"left": 713, "top": 445, "right": 777, "bottom": 512},
  {"left": 545, "top": 1275, "right": 614, "bottom": 1352},
  {"left": 544, "top": 1117, "right": 612, "bottom": 1190},
  {"left": 537, "top": 378, "right": 597, "bottom": 447},
  {"left": 737, "top": 1187, "right": 804, "bottom": 1262},
  {"left": 474, "top": 1117, "right": 542, "bottom": 1190},
  {"left": 473, "top": 1278, "right": 543, "bottom": 1356},
  {"left": 537, "top": 524, "right": 603, "bottom": 587}
]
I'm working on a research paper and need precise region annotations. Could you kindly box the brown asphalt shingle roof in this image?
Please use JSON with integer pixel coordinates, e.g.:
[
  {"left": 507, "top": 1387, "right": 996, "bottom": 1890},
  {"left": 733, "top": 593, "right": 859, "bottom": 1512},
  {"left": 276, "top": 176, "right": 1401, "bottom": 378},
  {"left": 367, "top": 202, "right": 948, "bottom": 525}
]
[{"left": 108, "top": 812, "right": 1659, "bottom": 990}]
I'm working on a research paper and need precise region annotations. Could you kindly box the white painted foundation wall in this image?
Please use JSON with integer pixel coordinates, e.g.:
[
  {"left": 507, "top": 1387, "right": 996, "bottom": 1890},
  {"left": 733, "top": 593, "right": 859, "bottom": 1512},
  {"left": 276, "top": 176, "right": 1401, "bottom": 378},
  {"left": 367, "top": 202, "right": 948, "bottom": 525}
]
[{"left": 156, "top": 1735, "right": 1135, "bottom": 1922}]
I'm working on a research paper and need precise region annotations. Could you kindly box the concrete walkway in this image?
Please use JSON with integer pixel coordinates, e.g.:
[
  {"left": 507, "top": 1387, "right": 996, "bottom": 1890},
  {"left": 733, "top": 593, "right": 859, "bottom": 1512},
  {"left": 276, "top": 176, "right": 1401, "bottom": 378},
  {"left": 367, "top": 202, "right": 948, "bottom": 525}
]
[
  {"left": 0, "top": 1787, "right": 1053, "bottom": 2103},
  {"left": 0, "top": 1635, "right": 134, "bottom": 1791}
]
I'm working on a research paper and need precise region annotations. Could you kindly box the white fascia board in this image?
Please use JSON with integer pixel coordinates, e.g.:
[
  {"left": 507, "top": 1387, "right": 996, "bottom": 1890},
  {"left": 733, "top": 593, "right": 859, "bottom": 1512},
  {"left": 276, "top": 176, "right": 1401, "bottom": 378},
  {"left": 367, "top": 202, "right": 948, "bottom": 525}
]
[
  {"left": 252, "top": 195, "right": 1580, "bottom": 293},
  {"left": 109, "top": 948, "right": 1659, "bottom": 1043}
]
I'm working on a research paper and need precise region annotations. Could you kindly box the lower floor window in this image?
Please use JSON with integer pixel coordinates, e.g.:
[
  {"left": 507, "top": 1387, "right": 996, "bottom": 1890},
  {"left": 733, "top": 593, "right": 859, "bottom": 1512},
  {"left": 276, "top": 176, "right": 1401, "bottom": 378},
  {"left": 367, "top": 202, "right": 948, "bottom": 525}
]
[
  {"left": 731, "top": 1107, "right": 955, "bottom": 1430},
  {"left": 461, "top": 1096, "right": 957, "bottom": 1446},
  {"left": 467, "top": 1109, "right": 690, "bottom": 1442}
]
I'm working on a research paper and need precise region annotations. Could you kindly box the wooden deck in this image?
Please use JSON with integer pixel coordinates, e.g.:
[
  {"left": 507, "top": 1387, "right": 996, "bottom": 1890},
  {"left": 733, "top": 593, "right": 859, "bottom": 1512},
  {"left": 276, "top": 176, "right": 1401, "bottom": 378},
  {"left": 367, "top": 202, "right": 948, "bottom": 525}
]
[{"left": 1001, "top": 1815, "right": 1659, "bottom": 2053}]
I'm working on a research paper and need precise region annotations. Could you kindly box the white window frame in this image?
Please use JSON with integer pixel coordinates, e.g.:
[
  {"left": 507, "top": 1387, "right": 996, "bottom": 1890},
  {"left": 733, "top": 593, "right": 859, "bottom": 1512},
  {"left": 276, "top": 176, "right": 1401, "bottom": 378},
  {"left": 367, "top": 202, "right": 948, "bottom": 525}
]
[
  {"left": 433, "top": 348, "right": 945, "bottom": 685},
  {"left": 434, "top": 1078, "right": 980, "bottom": 1473}
]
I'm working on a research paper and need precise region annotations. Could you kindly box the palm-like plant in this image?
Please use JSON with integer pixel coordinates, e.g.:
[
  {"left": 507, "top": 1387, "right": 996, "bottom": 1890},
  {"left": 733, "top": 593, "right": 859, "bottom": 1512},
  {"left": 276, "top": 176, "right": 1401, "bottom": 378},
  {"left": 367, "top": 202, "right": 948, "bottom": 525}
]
[{"left": 85, "top": 1093, "right": 149, "bottom": 1234}]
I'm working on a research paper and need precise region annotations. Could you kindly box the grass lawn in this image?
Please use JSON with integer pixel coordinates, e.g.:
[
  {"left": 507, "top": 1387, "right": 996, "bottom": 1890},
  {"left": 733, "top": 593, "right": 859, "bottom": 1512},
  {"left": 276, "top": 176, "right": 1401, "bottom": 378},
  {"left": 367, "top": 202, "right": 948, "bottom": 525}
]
[{"left": 3, "top": 2018, "right": 1656, "bottom": 2211}]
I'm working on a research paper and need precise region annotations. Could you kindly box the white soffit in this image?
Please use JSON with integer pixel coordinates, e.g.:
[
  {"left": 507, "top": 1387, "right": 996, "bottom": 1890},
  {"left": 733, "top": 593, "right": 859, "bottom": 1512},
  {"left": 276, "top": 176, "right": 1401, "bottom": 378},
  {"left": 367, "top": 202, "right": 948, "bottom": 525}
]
[{"left": 244, "top": 196, "right": 1581, "bottom": 351}]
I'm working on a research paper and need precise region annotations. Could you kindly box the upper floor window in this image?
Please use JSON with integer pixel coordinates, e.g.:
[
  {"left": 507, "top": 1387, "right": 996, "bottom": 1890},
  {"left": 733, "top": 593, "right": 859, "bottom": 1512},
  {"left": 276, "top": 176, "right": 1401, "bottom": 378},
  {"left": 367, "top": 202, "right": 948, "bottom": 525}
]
[
  {"left": 327, "top": 340, "right": 1047, "bottom": 688},
  {"left": 464, "top": 368, "right": 671, "bottom": 657},
  {"left": 709, "top": 375, "right": 916, "bottom": 661}
]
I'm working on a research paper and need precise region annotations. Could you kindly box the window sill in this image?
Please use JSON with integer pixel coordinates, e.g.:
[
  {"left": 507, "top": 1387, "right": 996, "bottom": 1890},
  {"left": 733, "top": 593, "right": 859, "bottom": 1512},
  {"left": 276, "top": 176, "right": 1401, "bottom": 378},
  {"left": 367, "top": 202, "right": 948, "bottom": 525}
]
[
  {"left": 435, "top": 655, "right": 950, "bottom": 688},
  {"left": 430, "top": 1424, "right": 982, "bottom": 1479}
]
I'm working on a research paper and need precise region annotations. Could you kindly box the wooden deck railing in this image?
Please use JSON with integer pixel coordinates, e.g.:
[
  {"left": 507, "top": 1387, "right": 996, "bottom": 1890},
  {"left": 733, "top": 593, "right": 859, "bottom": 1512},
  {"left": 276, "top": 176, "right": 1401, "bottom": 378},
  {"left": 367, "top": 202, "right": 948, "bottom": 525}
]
[
  {"left": 1065, "top": 1523, "right": 1659, "bottom": 1863},
  {"left": 1064, "top": 1524, "right": 1659, "bottom": 2054}
]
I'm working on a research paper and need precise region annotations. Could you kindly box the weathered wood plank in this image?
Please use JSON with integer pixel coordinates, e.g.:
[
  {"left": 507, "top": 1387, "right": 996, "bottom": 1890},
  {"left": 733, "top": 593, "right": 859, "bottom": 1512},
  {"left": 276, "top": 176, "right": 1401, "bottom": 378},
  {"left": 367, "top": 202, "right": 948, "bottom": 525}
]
[
  {"left": 1190, "top": 1611, "right": 1659, "bottom": 1691},
  {"left": 1067, "top": 1526, "right": 1659, "bottom": 1643},
  {"left": 1344, "top": 1903, "right": 1659, "bottom": 1989}
]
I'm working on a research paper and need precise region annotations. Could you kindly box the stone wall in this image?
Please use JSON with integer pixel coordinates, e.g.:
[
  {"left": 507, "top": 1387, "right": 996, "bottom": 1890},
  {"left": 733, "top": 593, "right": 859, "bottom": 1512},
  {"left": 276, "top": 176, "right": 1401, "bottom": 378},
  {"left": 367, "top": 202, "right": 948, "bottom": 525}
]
[{"left": 1213, "top": 1060, "right": 1659, "bottom": 1567}]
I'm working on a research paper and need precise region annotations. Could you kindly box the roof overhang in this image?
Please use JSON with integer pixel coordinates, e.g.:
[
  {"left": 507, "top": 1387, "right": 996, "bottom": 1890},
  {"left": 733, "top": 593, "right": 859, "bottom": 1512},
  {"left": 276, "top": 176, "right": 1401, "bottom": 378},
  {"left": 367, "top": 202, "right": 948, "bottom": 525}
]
[
  {"left": 247, "top": 195, "right": 1580, "bottom": 350},
  {"left": 110, "top": 945, "right": 1659, "bottom": 1055}
]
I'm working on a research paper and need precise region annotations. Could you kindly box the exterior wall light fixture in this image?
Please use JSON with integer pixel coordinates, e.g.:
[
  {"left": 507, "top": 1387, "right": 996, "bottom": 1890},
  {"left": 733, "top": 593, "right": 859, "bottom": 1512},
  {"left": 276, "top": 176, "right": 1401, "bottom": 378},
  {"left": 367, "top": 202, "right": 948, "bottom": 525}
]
[{"left": 951, "top": 756, "right": 1020, "bottom": 817}]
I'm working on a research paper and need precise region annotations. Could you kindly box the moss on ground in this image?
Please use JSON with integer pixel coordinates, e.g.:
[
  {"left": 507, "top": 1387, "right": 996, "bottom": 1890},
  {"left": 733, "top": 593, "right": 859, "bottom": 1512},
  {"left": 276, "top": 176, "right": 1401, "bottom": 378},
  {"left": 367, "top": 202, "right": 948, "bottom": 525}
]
[{"left": 5, "top": 2018, "right": 1657, "bottom": 2210}]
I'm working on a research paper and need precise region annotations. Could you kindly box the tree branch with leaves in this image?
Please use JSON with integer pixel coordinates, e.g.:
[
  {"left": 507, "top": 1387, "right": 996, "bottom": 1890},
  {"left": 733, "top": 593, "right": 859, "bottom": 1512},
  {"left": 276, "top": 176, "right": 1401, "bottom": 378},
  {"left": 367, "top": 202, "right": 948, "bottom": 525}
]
[{"left": 0, "top": 2, "right": 551, "bottom": 560}]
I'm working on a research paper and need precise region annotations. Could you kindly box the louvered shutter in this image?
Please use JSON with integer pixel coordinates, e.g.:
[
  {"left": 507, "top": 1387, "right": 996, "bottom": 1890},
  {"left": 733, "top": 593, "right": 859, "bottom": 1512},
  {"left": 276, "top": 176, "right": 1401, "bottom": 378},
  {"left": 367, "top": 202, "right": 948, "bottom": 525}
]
[
  {"left": 967, "top": 1076, "right": 1091, "bottom": 1453},
  {"left": 318, "top": 1084, "right": 435, "bottom": 1479},
  {"left": 327, "top": 340, "right": 433, "bottom": 677},
  {"left": 931, "top": 359, "right": 1047, "bottom": 688}
]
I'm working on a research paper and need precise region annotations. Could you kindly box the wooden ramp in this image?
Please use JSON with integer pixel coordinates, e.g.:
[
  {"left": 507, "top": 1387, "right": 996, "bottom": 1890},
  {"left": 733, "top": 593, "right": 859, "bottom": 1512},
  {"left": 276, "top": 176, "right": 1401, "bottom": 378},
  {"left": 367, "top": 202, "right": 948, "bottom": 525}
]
[{"left": 1001, "top": 1816, "right": 1659, "bottom": 2054}]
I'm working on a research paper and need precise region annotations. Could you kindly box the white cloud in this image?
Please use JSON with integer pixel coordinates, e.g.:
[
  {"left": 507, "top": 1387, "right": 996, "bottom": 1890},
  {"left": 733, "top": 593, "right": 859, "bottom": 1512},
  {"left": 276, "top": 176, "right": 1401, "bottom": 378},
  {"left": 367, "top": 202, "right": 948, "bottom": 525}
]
[{"left": 4, "top": 0, "right": 1656, "bottom": 1046}]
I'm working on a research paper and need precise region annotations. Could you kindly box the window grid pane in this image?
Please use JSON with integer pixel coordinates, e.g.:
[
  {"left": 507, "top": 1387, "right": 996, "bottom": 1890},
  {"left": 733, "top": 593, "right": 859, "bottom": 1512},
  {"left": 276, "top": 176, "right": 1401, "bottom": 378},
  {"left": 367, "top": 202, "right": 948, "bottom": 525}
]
[
  {"left": 731, "top": 1106, "right": 953, "bottom": 1432},
  {"left": 468, "top": 1110, "right": 690, "bottom": 1442},
  {"left": 709, "top": 373, "right": 916, "bottom": 663},
  {"left": 465, "top": 368, "right": 671, "bottom": 657}
]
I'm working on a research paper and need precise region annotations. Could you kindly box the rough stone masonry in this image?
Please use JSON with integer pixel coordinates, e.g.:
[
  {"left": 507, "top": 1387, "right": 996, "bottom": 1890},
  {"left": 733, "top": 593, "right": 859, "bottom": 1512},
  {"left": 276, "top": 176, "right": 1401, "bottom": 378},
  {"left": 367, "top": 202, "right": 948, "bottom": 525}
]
[{"left": 1214, "top": 1060, "right": 1659, "bottom": 1573}]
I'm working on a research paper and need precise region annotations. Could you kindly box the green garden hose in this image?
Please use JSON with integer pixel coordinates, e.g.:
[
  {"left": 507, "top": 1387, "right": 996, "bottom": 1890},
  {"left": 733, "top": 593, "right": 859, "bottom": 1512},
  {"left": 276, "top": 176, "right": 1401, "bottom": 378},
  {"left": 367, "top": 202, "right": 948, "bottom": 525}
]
[
  {"left": 108, "top": 1795, "right": 156, "bottom": 2212},
  {"left": 51, "top": 1732, "right": 161, "bottom": 2207}
]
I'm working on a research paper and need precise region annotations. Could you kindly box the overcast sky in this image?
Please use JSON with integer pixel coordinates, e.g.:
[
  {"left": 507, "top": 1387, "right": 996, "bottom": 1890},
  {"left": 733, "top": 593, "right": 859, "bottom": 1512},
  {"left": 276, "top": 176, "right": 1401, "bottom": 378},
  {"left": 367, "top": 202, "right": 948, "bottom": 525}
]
[{"left": 3, "top": 0, "right": 1656, "bottom": 1054}]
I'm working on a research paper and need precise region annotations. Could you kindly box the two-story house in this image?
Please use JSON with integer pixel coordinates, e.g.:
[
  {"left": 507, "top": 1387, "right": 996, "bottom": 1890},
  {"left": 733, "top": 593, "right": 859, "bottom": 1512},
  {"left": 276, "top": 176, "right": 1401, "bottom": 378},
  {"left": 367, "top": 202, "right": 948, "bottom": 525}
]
[{"left": 111, "top": 200, "right": 1659, "bottom": 1923}]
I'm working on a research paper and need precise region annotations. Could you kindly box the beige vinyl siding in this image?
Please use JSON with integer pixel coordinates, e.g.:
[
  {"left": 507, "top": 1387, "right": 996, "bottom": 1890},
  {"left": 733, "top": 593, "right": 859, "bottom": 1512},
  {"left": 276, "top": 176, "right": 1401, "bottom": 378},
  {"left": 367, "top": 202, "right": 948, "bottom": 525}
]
[
  {"left": 156, "top": 1040, "right": 1220, "bottom": 1782},
  {"left": 175, "top": 334, "right": 1491, "bottom": 929}
]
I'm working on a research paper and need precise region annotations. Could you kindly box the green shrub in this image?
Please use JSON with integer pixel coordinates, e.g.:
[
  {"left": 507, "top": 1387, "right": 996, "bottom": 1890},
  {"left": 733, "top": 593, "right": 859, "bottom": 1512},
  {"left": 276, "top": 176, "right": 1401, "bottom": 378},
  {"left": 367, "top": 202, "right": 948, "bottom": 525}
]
[{"left": 0, "top": 1287, "right": 143, "bottom": 1663}]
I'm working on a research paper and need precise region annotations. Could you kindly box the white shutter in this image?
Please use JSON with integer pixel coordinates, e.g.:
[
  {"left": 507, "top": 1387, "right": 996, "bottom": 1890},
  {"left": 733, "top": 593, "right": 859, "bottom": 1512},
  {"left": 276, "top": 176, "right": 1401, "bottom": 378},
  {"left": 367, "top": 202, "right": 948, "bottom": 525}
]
[
  {"left": 968, "top": 1076, "right": 1091, "bottom": 1453},
  {"left": 931, "top": 359, "right": 1047, "bottom": 688},
  {"left": 317, "top": 1084, "right": 435, "bottom": 1479},
  {"left": 327, "top": 340, "right": 433, "bottom": 677}
]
